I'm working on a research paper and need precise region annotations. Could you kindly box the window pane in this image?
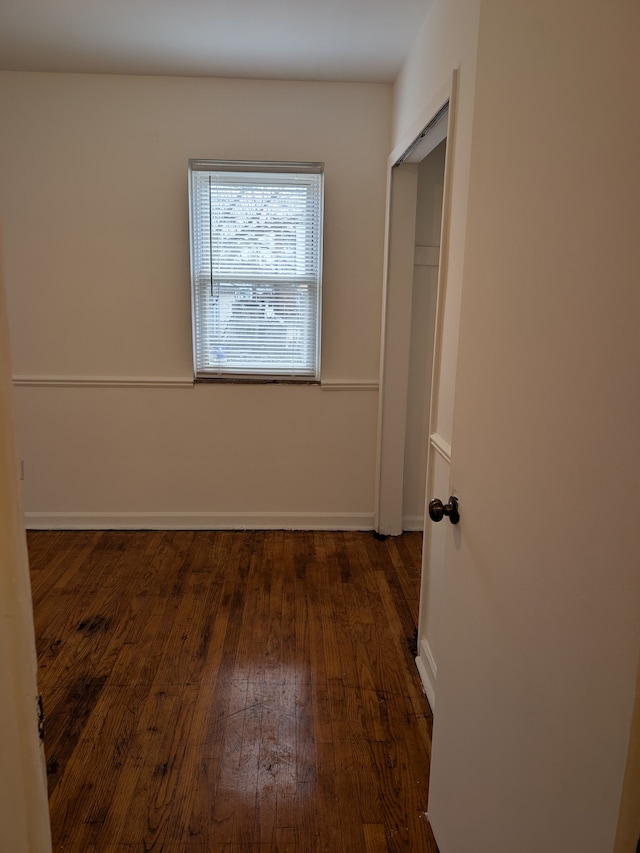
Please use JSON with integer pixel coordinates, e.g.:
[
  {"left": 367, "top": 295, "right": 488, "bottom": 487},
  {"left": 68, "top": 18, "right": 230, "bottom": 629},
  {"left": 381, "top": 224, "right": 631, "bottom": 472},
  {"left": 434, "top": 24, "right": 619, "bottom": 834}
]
[
  {"left": 195, "top": 280, "right": 317, "bottom": 374},
  {"left": 189, "top": 162, "right": 323, "bottom": 380}
]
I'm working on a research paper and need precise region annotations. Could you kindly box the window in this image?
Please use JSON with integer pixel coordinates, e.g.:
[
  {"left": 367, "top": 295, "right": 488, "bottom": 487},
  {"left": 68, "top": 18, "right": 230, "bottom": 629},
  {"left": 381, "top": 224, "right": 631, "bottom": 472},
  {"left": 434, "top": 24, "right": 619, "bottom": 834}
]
[{"left": 188, "top": 160, "right": 324, "bottom": 381}]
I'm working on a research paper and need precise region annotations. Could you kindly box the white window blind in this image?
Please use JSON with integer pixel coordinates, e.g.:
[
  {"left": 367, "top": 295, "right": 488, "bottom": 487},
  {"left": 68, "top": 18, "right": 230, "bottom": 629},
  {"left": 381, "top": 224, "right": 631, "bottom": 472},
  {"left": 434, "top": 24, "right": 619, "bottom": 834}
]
[{"left": 188, "top": 160, "right": 324, "bottom": 381}]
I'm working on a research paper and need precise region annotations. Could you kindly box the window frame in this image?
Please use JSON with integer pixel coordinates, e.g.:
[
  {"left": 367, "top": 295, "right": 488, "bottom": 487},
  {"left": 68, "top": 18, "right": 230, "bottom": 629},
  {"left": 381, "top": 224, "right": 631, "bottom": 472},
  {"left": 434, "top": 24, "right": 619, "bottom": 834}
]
[{"left": 188, "top": 159, "right": 324, "bottom": 384}]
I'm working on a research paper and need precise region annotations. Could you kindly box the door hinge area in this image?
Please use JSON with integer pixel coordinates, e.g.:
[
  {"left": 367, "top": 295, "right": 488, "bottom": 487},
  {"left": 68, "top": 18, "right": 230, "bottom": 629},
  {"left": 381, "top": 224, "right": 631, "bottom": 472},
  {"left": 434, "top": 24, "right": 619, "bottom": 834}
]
[{"left": 36, "top": 694, "right": 45, "bottom": 742}]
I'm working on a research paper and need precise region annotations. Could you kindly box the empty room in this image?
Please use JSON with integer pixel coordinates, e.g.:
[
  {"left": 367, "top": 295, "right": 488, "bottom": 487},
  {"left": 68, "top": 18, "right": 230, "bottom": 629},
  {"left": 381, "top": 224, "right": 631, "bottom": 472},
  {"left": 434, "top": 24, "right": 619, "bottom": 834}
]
[{"left": 1, "top": 1, "right": 639, "bottom": 852}]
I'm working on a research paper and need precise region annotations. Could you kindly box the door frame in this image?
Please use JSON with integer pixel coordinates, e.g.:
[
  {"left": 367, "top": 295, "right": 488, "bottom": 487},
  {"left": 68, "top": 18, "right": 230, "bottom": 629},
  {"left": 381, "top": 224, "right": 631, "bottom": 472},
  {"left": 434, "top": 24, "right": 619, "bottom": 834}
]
[
  {"left": 375, "top": 72, "right": 458, "bottom": 712},
  {"left": 375, "top": 72, "right": 457, "bottom": 536}
]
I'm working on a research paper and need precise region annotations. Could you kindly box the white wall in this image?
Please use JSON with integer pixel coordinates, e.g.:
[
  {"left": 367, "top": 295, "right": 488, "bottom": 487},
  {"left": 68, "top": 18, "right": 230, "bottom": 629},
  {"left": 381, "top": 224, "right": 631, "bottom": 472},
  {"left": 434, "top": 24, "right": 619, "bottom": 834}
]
[
  {"left": 0, "top": 236, "right": 51, "bottom": 852},
  {"left": 0, "top": 72, "right": 391, "bottom": 528}
]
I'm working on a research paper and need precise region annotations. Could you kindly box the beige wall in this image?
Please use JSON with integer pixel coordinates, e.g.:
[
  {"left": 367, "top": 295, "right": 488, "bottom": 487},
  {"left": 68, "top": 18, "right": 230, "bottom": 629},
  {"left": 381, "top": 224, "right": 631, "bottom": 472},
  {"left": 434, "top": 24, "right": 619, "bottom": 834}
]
[{"left": 0, "top": 72, "right": 391, "bottom": 527}]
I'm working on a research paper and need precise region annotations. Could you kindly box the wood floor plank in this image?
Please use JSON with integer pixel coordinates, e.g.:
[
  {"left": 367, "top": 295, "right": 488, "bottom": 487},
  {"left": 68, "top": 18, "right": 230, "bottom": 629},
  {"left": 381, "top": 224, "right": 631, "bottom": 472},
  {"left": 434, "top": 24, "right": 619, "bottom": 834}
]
[
  {"left": 48, "top": 683, "right": 149, "bottom": 849},
  {"left": 29, "top": 530, "right": 438, "bottom": 852},
  {"left": 364, "top": 822, "right": 389, "bottom": 853}
]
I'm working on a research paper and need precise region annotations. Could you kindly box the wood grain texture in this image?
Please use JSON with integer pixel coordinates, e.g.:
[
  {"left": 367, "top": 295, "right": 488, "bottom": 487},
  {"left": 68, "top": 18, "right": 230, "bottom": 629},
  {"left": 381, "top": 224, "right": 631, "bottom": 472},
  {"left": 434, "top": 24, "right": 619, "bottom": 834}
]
[{"left": 29, "top": 530, "right": 438, "bottom": 853}]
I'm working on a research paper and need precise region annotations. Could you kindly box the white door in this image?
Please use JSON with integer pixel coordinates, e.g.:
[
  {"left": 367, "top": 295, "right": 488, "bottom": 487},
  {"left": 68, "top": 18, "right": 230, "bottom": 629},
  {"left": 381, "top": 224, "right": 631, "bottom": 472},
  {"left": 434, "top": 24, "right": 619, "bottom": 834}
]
[
  {"left": 0, "top": 237, "right": 52, "bottom": 851},
  {"left": 425, "top": 2, "right": 640, "bottom": 851},
  {"left": 401, "top": 146, "right": 444, "bottom": 532},
  {"left": 411, "top": 95, "right": 458, "bottom": 713},
  {"left": 375, "top": 91, "right": 451, "bottom": 548},
  {"left": 376, "top": 85, "right": 454, "bottom": 707}
]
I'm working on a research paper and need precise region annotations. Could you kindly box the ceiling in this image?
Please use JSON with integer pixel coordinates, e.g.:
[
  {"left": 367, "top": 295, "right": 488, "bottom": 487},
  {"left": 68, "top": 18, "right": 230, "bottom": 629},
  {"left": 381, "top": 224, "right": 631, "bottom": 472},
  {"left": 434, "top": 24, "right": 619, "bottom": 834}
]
[{"left": 0, "top": 0, "right": 430, "bottom": 84}]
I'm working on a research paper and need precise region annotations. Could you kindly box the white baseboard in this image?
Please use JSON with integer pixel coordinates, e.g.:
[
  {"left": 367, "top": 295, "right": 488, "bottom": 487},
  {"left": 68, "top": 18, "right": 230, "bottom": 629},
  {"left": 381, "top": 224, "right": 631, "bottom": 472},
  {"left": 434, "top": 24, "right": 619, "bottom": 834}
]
[
  {"left": 24, "top": 511, "right": 376, "bottom": 531},
  {"left": 402, "top": 515, "right": 424, "bottom": 531},
  {"left": 415, "top": 636, "right": 437, "bottom": 711}
]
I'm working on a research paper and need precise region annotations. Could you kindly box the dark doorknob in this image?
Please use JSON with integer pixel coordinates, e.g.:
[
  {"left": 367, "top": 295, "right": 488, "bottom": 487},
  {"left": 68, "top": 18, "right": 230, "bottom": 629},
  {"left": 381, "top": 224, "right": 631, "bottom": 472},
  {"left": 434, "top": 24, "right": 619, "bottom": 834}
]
[{"left": 428, "top": 496, "right": 460, "bottom": 525}]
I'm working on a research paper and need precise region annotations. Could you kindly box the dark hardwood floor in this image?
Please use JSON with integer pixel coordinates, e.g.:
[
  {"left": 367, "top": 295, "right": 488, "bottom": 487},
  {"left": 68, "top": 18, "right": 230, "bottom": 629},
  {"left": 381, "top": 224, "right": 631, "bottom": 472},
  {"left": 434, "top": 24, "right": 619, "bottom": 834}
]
[{"left": 28, "top": 530, "right": 438, "bottom": 852}]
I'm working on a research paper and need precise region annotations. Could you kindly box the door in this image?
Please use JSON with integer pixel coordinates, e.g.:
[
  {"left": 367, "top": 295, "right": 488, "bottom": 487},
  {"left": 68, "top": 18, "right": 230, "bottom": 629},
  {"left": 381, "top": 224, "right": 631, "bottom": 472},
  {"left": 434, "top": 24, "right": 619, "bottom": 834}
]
[
  {"left": 402, "top": 142, "right": 446, "bottom": 532},
  {"left": 414, "top": 120, "right": 455, "bottom": 709},
  {"left": 0, "top": 235, "right": 52, "bottom": 851},
  {"left": 375, "top": 92, "right": 450, "bottom": 544},
  {"left": 377, "top": 84, "right": 454, "bottom": 709},
  {"left": 425, "top": 2, "right": 640, "bottom": 851}
]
